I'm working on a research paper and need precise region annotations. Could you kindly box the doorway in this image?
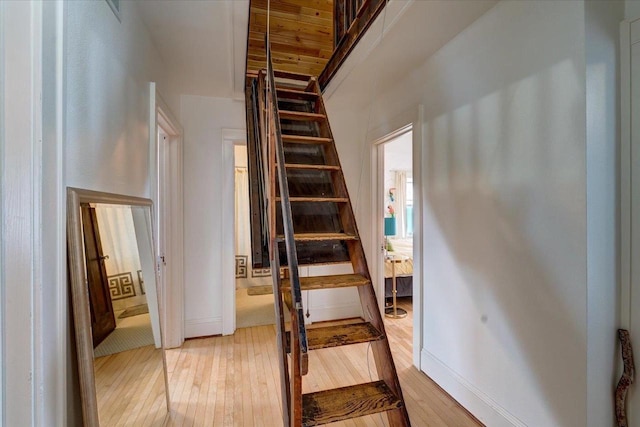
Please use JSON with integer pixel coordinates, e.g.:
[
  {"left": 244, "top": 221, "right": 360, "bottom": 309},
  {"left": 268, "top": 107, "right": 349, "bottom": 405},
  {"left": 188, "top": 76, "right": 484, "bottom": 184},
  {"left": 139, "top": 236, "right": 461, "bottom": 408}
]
[
  {"left": 374, "top": 125, "right": 417, "bottom": 356},
  {"left": 151, "top": 83, "right": 184, "bottom": 349},
  {"left": 234, "top": 144, "right": 276, "bottom": 329}
]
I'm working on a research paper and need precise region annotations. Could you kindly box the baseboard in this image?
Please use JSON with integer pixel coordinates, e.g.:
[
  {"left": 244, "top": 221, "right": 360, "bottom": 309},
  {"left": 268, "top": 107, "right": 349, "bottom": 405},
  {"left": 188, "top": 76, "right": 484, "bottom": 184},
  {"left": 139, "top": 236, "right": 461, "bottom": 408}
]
[
  {"left": 185, "top": 316, "right": 222, "bottom": 338},
  {"left": 420, "top": 349, "right": 525, "bottom": 427},
  {"left": 308, "top": 303, "right": 363, "bottom": 323}
]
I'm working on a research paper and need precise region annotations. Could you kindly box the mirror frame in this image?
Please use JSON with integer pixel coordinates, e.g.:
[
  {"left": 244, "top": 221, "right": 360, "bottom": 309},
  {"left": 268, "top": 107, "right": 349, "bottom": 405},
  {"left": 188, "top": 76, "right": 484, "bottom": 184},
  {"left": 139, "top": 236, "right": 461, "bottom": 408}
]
[{"left": 67, "top": 187, "right": 170, "bottom": 426}]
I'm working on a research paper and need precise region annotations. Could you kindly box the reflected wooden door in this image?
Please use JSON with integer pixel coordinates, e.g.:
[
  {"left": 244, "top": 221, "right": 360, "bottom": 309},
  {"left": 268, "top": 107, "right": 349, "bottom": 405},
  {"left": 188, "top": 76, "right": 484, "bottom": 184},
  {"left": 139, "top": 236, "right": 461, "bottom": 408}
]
[{"left": 82, "top": 205, "right": 116, "bottom": 347}]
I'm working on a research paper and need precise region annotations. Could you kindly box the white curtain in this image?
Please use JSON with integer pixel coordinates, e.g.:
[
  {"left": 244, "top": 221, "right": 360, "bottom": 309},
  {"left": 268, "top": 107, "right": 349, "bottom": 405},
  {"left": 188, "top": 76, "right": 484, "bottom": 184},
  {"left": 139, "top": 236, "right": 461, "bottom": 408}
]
[
  {"left": 394, "top": 171, "right": 407, "bottom": 238},
  {"left": 235, "top": 167, "right": 251, "bottom": 259},
  {"left": 95, "top": 205, "right": 145, "bottom": 308}
]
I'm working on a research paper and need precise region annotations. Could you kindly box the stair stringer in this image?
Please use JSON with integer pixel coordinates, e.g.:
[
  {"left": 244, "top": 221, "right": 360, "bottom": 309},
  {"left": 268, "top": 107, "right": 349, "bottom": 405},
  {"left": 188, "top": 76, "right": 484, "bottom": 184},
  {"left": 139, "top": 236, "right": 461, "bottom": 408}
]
[{"left": 313, "top": 78, "right": 411, "bottom": 426}]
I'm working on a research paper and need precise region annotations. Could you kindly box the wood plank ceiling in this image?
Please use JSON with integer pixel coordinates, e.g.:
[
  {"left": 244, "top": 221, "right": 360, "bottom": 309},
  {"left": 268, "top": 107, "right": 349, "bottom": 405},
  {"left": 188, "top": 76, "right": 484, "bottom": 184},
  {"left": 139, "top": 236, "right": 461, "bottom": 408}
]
[{"left": 247, "top": 0, "right": 334, "bottom": 77}]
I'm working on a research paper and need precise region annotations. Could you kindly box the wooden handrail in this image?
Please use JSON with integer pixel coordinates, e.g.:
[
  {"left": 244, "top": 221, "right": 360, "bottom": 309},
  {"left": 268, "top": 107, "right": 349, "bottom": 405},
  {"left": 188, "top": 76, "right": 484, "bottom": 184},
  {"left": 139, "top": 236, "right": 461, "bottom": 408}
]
[{"left": 320, "top": 0, "right": 387, "bottom": 90}]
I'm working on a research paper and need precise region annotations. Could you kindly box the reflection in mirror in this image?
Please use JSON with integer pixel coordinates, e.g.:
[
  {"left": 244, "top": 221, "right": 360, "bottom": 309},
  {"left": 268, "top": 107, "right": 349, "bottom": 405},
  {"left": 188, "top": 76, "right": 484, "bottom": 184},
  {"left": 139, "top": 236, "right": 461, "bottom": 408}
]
[{"left": 67, "top": 189, "right": 170, "bottom": 426}]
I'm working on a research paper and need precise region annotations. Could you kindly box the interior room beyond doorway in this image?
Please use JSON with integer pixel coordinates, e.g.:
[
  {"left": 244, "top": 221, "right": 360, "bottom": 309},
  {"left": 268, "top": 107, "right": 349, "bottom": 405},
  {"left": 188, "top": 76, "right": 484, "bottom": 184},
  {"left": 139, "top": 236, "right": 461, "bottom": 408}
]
[
  {"left": 234, "top": 144, "right": 275, "bottom": 329},
  {"left": 379, "top": 129, "right": 414, "bottom": 349}
]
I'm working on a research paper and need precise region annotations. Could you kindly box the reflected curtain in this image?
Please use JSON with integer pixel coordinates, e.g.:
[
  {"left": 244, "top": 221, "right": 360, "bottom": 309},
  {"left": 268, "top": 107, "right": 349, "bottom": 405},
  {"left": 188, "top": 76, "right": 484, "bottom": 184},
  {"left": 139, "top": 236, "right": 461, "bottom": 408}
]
[
  {"left": 235, "top": 167, "right": 251, "bottom": 277},
  {"left": 394, "top": 171, "right": 407, "bottom": 238},
  {"left": 94, "top": 205, "right": 145, "bottom": 309}
]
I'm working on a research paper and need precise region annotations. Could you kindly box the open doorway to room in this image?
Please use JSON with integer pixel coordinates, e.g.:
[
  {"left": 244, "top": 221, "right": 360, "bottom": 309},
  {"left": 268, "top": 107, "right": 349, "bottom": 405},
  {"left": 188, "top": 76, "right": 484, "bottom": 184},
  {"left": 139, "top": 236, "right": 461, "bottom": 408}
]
[
  {"left": 234, "top": 144, "right": 276, "bottom": 329},
  {"left": 376, "top": 127, "right": 415, "bottom": 350}
]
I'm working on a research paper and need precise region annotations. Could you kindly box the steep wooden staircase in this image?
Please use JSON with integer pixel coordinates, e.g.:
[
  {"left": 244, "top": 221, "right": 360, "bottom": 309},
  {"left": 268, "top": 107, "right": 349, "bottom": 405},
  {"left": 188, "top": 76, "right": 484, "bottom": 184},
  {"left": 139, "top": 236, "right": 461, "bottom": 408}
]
[{"left": 245, "top": 44, "right": 411, "bottom": 426}]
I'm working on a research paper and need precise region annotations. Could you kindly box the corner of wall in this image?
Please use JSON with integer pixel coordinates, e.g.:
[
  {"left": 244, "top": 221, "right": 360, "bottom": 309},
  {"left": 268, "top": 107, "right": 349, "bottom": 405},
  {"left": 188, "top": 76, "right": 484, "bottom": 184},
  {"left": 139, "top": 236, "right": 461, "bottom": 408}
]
[{"left": 584, "top": 1, "right": 625, "bottom": 426}]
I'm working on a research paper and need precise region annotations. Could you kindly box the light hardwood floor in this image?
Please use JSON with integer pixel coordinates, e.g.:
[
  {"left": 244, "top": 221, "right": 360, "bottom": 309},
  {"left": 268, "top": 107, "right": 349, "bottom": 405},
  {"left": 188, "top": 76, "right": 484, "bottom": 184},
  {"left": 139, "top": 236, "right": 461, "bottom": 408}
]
[{"left": 97, "top": 298, "right": 482, "bottom": 426}]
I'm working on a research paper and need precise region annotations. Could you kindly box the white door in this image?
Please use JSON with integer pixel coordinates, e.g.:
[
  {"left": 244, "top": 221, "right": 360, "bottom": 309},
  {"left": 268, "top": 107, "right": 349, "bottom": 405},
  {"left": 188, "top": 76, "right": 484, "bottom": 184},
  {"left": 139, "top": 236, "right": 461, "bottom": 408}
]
[{"left": 157, "top": 129, "right": 168, "bottom": 317}]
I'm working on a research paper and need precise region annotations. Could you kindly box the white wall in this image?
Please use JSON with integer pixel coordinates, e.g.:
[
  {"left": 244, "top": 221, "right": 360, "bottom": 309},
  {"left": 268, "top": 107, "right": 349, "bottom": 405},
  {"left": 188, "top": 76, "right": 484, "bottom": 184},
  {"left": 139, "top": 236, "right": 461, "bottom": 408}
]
[
  {"left": 63, "top": 1, "right": 176, "bottom": 424},
  {"left": 415, "top": 3, "right": 586, "bottom": 425},
  {"left": 65, "top": 0, "right": 175, "bottom": 196},
  {"left": 326, "top": 1, "right": 623, "bottom": 425},
  {"left": 627, "top": 0, "right": 640, "bottom": 20},
  {"left": 180, "top": 95, "right": 245, "bottom": 337}
]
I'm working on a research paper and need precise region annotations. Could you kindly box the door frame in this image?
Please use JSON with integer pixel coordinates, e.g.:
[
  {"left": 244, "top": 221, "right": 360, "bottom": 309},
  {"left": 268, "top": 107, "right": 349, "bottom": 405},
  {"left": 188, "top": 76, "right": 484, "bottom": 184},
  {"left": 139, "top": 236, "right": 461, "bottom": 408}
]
[
  {"left": 621, "top": 18, "right": 640, "bottom": 330},
  {"left": 2, "top": 1, "right": 67, "bottom": 423},
  {"left": 149, "top": 83, "right": 184, "bottom": 349},
  {"left": 370, "top": 106, "right": 424, "bottom": 368},
  {"left": 620, "top": 18, "right": 640, "bottom": 421},
  {"left": 222, "top": 129, "right": 247, "bottom": 336}
]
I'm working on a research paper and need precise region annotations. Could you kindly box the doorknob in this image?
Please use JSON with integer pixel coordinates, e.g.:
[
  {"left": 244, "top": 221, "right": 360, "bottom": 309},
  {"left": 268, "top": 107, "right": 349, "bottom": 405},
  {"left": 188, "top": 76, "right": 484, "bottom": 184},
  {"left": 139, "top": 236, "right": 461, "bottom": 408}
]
[{"left": 91, "top": 254, "right": 109, "bottom": 262}]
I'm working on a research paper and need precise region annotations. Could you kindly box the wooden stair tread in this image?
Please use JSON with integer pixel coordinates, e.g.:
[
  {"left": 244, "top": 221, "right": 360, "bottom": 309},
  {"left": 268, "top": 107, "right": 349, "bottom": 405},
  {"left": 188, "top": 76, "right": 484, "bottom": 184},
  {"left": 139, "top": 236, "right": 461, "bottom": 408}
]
[
  {"left": 276, "top": 196, "right": 348, "bottom": 203},
  {"left": 274, "top": 70, "right": 313, "bottom": 81},
  {"left": 296, "top": 260, "right": 355, "bottom": 268},
  {"left": 306, "top": 322, "right": 383, "bottom": 350},
  {"left": 283, "top": 163, "right": 340, "bottom": 170},
  {"left": 277, "top": 88, "right": 319, "bottom": 100},
  {"left": 282, "top": 135, "right": 332, "bottom": 144},
  {"left": 282, "top": 274, "right": 370, "bottom": 291},
  {"left": 279, "top": 110, "right": 326, "bottom": 121},
  {"left": 284, "top": 322, "right": 383, "bottom": 353},
  {"left": 278, "top": 232, "right": 358, "bottom": 242},
  {"left": 302, "top": 381, "right": 403, "bottom": 427}
]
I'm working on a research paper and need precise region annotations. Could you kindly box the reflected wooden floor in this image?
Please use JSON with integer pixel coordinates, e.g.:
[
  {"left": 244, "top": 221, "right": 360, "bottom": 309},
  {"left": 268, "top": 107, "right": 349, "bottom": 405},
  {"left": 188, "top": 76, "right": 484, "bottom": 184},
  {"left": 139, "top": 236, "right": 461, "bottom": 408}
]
[
  {"left": 161, "top": 298, "right": 482, "bottom": 426},
  {"left": 94, "top": 344, "right": 168, "bottom": 427}
]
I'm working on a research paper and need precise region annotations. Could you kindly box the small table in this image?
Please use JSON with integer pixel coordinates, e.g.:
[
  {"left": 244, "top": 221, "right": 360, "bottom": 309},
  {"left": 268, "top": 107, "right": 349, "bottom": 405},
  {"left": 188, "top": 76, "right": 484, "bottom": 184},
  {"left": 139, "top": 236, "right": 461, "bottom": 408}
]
[{"left": 384, "top": 254, "right": 408, "bottom": 319}]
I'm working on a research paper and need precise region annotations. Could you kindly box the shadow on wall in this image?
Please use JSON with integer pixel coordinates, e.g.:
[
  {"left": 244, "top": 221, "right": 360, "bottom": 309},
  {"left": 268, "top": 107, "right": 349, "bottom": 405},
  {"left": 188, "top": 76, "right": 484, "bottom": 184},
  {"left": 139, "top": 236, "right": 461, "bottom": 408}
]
[
  {"left": 423, "top": 60, "right": 588, "bottom": 425},
  {"left": 426, "top": 190, "right": 583, "bottom": 426}
]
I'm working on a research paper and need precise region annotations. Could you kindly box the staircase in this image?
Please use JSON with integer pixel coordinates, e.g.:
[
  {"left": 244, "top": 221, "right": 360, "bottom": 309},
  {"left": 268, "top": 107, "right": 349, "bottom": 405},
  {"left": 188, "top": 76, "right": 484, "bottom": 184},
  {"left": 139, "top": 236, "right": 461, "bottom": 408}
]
[{"left": 246, "top": 44, "right": 411, "bottom": 426}]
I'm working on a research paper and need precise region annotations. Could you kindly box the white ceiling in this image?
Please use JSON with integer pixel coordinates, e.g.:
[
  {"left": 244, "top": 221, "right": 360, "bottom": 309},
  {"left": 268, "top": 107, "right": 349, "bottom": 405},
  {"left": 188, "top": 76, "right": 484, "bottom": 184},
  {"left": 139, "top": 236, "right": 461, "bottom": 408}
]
[
  {"left": 136, "top": 0, "right": 249, "bottom": 100},
  {"left": 384, "top": 131, "right": 413, "bottom": 172}
]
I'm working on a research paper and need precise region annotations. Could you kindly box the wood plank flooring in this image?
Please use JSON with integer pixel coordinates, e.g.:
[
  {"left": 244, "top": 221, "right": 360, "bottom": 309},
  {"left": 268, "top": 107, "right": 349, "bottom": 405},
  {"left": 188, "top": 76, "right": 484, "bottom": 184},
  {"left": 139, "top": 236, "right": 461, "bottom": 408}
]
[{"left": 97, "top": 298, "right": 482, "bottom": 426}]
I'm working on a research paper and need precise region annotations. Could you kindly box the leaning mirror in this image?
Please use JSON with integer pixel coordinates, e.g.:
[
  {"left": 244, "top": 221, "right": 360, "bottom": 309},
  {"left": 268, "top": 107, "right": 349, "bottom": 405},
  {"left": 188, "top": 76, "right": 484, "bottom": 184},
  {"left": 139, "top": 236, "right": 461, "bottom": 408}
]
[{"left": 67, "top": 188, "right": 170, "bottom": 426}]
